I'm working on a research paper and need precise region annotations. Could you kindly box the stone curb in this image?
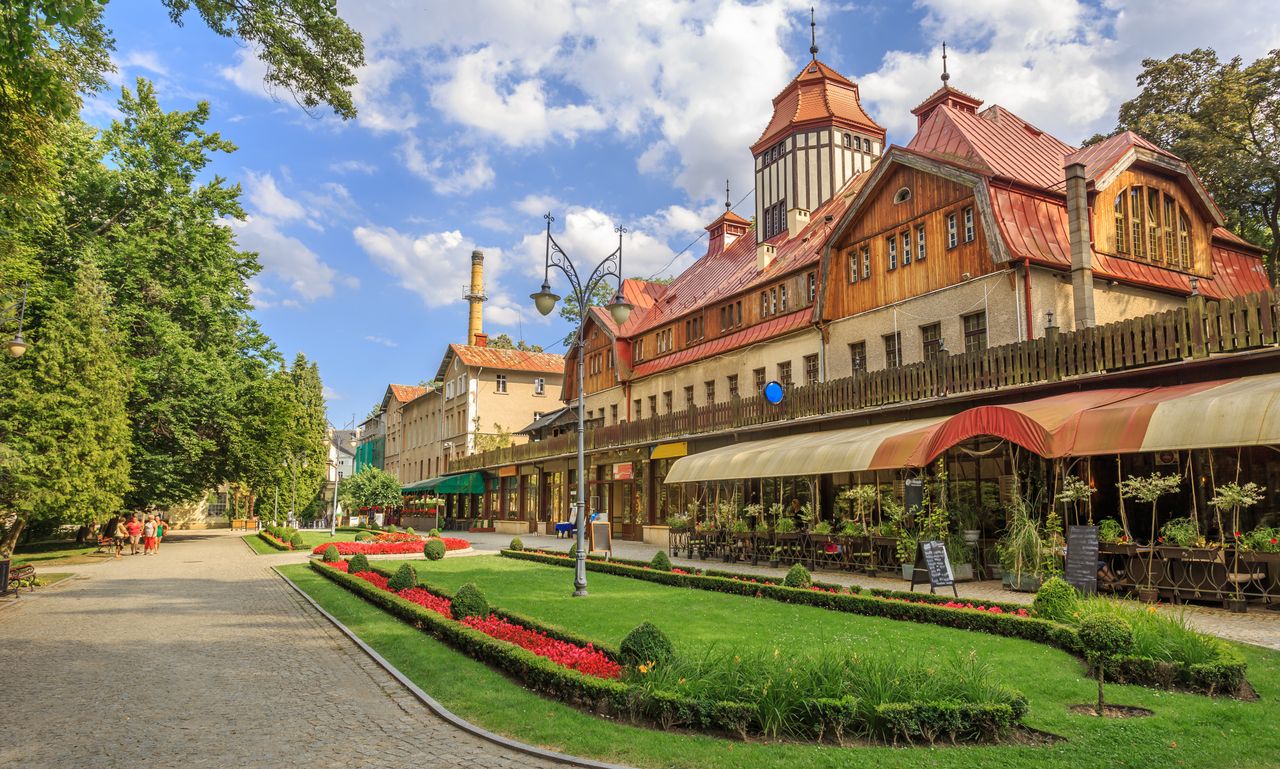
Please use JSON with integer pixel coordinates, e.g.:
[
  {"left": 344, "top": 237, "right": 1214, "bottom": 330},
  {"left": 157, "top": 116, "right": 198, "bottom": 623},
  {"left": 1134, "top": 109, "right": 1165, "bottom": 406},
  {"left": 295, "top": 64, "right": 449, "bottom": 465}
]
[{"left": 274, "top": 566, "right": 638, "bottom": 769}]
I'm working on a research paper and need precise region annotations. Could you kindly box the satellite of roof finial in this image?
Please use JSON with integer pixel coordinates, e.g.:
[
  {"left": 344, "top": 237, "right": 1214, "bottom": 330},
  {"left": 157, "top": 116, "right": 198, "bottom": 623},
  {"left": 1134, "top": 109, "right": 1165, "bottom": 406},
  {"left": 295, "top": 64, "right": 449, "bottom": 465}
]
[
  {"left": 809, "top": 7, "right": 818, "bottom": 59},
  {"left": 941, "top": 41, "right": 950, "bottom": 83},
  {"left": 725, "top": 179, "right": 731, "bottom": 211}
]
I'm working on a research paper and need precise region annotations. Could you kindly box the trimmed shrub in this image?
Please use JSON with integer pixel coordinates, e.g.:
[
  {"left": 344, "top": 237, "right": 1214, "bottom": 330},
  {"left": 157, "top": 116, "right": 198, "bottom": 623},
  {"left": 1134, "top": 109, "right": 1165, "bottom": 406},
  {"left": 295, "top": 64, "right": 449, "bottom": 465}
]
[
  {"left": 1032, "top": 577, "right": 1079, "bottom": 622},
  {"left": 388, "top": 563, "right": 417, "bottom": 592},
  {"left": 451, "top": 582, "right": 489, "bottom": 620},
  {"left": 649, "top": 550, "right": 672, "bottom": 571},
  {"left": 405, "top": 527, "right": 416, "bottom": 536},
  {"left": 428, "top": 528, "right": 441, "bottom": 537},
  {"left": 568, "top": 542, "right": 579, "bottom": 559},
  {"left": 1079, "top": 613, "right": 1134, "bottom": 714},
  {"left": 288, "top": 532, "right": 304, "bottom": 548},
  {"left": 423, "top": 539, "right": 447, "bottom": 561},
  {"left": 620, "top": 621, "right": 674, "bottom": 668},
  {"left": 321, "top": 545, "right": 340, "bottom": 563},
  {"left": 386, "top": 524, "right": 399, "bottom": 533},
  {"left": 347, "top": 553, "right": 370, "bottom": 574},
  {"left": 783, "top": 563, "right": 812, "bottom": 589},
  {"left": 354, "top": 532, "right": 373, "bottom": 542},
  {"left": 509, "top": 537, "right": 524, "bottom": 551}
]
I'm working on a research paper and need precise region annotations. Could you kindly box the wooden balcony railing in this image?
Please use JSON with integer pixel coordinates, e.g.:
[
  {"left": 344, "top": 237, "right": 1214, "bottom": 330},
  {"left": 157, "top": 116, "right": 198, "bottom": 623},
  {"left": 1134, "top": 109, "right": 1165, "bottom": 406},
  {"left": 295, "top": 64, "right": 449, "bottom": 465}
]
[{"left": 452, "top": 291, "right": 1280, "bottom": 472}]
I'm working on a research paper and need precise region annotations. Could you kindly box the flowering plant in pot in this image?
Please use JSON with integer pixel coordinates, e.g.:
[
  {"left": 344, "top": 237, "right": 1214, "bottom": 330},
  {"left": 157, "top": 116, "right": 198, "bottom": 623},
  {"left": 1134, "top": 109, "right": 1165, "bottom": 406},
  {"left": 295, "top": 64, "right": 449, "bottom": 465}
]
[
  {"left": 1210, "top": 481, "right": 1266, "bottom": 611},
  {"left": 1118, "top": 472, "right": 1183, "bottom": 600}
]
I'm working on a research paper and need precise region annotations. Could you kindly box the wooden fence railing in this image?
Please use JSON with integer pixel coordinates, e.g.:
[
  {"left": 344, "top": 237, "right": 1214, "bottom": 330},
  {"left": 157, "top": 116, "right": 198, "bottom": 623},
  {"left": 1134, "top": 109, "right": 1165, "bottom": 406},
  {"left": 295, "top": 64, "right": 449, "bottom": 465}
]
[{"left": 452, "top": 291, "right": 1280, "bottom": 471}]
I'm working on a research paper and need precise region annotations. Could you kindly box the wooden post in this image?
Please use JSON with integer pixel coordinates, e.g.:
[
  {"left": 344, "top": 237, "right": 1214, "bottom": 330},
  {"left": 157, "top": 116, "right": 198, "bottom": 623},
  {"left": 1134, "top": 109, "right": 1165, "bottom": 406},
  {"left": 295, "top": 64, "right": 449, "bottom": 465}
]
[{"left": 1188, "top": 294, "right": 1207, "bottom": 359}]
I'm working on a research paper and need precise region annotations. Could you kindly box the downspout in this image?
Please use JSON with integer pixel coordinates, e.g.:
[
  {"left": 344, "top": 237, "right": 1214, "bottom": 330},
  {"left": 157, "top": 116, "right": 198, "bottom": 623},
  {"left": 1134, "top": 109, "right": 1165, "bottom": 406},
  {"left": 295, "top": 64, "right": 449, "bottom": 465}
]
[{"left": 1022, "top": 258, "right": 1034, "bottom": 340}]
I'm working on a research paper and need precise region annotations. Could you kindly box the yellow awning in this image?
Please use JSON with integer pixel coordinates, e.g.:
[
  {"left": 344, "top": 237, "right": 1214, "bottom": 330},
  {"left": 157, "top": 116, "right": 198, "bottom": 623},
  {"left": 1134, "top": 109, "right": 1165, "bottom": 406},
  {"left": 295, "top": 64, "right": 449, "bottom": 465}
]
[
  {"left": 650, "top": 441, "right": 689, "bottom": 460},
  {"left": 662, "top": 417, "right": 945, "bottom": 484}
]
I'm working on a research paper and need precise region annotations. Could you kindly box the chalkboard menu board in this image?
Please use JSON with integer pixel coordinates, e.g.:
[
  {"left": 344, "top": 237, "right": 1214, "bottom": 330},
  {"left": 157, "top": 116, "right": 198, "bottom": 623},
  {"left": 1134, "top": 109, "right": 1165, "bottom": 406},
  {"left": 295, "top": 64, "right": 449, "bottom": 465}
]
[
  {"left": 1065, "top": 525, "right": 1099, "bottom": 595},
  {"left": 589, "top": 520, "right": 612, "bottom": 556},
  {"left": 910, "top": 540, "right": 958, "bottom": 596}
]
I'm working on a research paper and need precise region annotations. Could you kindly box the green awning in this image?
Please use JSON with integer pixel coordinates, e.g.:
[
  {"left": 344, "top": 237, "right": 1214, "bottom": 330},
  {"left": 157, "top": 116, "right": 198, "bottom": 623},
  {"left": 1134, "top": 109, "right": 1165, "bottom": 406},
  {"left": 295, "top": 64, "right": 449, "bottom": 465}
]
[{"left": 401, "top": 472, "right": 486, "bottom": 495}]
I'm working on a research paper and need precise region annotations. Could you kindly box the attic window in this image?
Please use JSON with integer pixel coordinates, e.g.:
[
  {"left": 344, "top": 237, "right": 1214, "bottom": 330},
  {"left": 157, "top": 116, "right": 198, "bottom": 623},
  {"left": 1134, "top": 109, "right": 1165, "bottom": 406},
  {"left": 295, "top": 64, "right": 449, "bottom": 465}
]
[
  {"left": 807, "top": 65, "right": 817, "bottom": 73},
  {"left": 893, "top": 186, "right": 912, "bottom": 204}
]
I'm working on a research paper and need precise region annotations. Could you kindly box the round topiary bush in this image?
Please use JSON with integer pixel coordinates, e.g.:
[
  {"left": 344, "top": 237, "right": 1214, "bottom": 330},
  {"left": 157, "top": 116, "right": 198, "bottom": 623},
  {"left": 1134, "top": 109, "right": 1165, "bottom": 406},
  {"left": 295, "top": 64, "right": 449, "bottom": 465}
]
[
  {"left": 386, "top": 524, "right": 399, "bottom": 534},
  {"left": 509, "top": 537, "right": 524, "bottom": 551},
  {"left": 1033, "top": 576, "right": 1079, "bottom": 621},
  {"left": 1078, "top": 613, "right": 1135, "bottom": 715},
  {"left": 428, "top": 528, "right": 441, "bottom": 537},
  {"left": 568, "top": 542, "right": 579, "bottom": 559},
  {"left": 321, "top": 544, "right": 340, "bottom": 563},
  {"left": 620, "top": 621, "right": 674, "bottom": 668},
  {"left": 347, "top": 553, "right": 370, "bottom": 574},
  {"left": 423, "top": 539, "right": 446, "bottom": 561},
  {"left": 783, "top": 563, "right": 812, "bottom": 589},
  {"left": 405, "top": 527, "right": 416, "bottom": 536},
  {"left": 288, "top": 531, "right": 304, "bottom": 548},
  {"left": 451, "top": 582, "right": 488, "bottom": 620},
  {"left": 649, "top": 550, "right": 672, "bottom": 571},
  {"left": 354, "top": 532, "right": 372, "bottom": 542},
  {"left": 387, "top": 563, "right": 417, "bottom": 592}
]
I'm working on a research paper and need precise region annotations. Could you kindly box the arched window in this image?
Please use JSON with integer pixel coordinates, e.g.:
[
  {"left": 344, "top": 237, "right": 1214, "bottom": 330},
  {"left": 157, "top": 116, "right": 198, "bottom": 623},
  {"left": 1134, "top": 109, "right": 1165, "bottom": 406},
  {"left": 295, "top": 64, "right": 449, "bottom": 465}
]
[
  {"left": 843, "top": 133, "right": 852, "bottom": 148},
  {"left": 893, "top": 186, "right": 911, "bottom": 204},
  {"left": 1113, "top": 185, "right": 1195, "bottom": 270}
]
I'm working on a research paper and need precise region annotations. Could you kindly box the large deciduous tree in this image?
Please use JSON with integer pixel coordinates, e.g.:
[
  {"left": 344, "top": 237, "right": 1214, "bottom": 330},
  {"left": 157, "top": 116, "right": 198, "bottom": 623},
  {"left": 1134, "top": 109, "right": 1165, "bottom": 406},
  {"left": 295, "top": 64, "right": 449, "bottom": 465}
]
[
  {"left": 338, "top": 467, "right": 402, "bottom": 512},
  {"left": 1107, "top": 48, "right": 1280, "bottom": 283}
]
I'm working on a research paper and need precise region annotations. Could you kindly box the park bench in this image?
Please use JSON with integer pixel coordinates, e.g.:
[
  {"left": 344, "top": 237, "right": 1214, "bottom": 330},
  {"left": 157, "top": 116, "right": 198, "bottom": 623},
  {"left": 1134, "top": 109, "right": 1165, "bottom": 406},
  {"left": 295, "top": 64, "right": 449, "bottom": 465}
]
[{"left": 5, "top": 563, "right": 36, "bottom": 594}]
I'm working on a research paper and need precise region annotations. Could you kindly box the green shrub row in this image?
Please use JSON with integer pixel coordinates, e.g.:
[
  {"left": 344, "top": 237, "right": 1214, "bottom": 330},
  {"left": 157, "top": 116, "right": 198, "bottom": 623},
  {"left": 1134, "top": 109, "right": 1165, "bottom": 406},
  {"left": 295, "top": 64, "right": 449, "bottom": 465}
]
[
  {"left": 258, "top": 529, "right": 294, "bottom": 551},
  {"left": 865, "top": 587, "right": 1029, "bottom": 613},
  {"left": 500, "top": 549, "right": 1247, "bottom": 697},
  {"left": 310, "top": 562, "right": 1022, "bottom": 743}
]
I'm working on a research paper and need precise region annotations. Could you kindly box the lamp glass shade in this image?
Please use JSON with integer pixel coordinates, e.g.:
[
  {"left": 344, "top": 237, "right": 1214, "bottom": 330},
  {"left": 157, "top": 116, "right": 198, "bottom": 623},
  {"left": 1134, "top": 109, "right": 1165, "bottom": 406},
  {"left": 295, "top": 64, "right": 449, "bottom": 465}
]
[
  {"left": 5, "top": 335, "right": 27, "bottom": 358},
  {"left": 531, "top": 288, "right": 559, "bottom": 316},
  {"left": 607, "top": 296, "right": 633, "bottom": 326}
]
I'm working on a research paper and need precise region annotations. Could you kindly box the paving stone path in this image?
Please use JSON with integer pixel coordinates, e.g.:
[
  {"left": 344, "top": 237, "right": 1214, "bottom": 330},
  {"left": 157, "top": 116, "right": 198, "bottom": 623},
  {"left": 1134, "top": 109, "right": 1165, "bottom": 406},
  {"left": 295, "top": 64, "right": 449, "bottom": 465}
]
[{"left": 0, "top": 530, "right": 563, "bottom": 769}]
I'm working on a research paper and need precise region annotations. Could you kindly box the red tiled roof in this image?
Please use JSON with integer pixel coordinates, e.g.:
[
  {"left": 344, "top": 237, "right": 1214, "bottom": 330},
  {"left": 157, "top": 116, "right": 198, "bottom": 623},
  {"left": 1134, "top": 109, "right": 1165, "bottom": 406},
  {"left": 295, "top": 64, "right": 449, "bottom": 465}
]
[
  {"left": 908, "top": 104, "right": 1075, "bottom": 190},
  {"left": 989, "top": 185, "right": 1270, "bottom": 300},
  {"left": 631, "top": 309, "right": 813, "bottom": 379},
  {"left": 448, "top": 344, "right": 565, "bottom": 374},
  {"left": 751, "top": 58, "right": 883, "bottom": 154},
  {"left": 389, "top": 384, "right": 429, "bottom": 403}
]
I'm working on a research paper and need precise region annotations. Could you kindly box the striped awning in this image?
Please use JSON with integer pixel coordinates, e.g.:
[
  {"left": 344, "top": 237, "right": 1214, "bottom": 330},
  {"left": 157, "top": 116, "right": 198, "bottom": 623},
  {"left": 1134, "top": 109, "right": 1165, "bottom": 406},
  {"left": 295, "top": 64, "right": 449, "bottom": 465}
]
[{"left": 663, "top": 372, "right": 1280, "bottom": 483}]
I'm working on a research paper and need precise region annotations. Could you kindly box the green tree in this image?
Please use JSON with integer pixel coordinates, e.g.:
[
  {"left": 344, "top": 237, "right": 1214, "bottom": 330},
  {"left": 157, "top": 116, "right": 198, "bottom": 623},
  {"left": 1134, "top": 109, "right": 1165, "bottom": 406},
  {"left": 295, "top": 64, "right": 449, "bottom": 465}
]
[
  {"left": 339, "top": 467, "right": 402, "bottom": 511},
  {"left": 1106, "top": 48, "right": 1280, "bottom": 282},
  {"left": 0, "top": 260, "right": 131, "bottom": 558},
  {"left": 489, "top": 333, "right": 543, "bottom": 352},
  {"left": 557, "top": 279, "right": 616, "bottom": 346},
  {"left": 283, "top": 352, "right": 328, "bottom": 515}
]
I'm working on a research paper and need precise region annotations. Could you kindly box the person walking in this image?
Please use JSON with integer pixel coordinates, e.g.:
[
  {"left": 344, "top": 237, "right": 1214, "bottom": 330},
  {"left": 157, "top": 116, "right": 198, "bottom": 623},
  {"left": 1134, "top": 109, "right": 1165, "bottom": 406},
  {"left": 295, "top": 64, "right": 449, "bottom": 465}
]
[
  {"left": 125, "top": 515, "right": 143, "bottom": 555},
  {"left": 102, "top": 517, "right": 123, "bottom": 559},
  {"left": 143, "top": 516, "right": 157, "bottom": 555},
  {"left": 154, "top": 517, "right": 166, "bottom": 552}
]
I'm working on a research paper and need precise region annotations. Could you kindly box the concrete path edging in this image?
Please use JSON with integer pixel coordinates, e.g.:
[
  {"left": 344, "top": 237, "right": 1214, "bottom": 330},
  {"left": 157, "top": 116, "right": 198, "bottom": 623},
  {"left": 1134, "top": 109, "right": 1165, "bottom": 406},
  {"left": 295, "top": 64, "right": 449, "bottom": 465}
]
[{"left": 274, "top": 565, "right": 638, "bottom": 769}]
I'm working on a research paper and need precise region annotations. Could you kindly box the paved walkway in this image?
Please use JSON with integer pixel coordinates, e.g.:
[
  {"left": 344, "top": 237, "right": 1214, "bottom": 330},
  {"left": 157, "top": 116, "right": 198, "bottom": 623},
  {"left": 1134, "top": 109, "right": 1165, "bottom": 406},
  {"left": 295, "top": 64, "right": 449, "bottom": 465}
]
[
  {"left": 461, "top": 530, "right": 1280, "bottom": 650},
  {"left": 0, "top": 529, "right": 562, "bottom": 769}
]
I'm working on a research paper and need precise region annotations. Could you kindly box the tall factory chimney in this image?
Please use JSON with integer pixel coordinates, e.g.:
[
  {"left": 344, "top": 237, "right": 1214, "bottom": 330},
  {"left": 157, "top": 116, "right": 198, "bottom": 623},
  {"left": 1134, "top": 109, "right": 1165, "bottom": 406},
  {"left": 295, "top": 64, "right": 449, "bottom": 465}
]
[{"left": 465, "top": 249, "right": 487, "bottom": 345}]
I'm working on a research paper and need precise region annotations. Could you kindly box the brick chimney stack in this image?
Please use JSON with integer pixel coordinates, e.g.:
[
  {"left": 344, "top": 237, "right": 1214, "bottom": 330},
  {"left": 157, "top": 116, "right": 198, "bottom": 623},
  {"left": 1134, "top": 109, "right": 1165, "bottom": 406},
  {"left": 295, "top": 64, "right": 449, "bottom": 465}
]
[{"left": 465, "top": 249, "right": 487, "bottom": 345}]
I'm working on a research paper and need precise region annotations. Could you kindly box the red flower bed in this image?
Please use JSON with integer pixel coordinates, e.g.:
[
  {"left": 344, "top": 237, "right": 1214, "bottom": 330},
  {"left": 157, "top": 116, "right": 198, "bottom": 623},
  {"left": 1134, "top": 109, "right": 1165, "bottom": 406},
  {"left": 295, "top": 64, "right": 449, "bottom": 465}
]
[
  {"left": 462, "top": 614, "right": 621, "bottom": 679},
  {"left": 884, "top": 595, "right": 1030, "bottom": 617},
  {"left": 372, "top": 531, "right": 421, "bottom": 543},
  {"left": 261, "top": 532, "right": 293, "bottom": 550},
  {"left": 323, "top": 562, "right": 619, "bottom": 679},
  {"left": 311, "top": 536, "right": 470, "bottom": 556}
]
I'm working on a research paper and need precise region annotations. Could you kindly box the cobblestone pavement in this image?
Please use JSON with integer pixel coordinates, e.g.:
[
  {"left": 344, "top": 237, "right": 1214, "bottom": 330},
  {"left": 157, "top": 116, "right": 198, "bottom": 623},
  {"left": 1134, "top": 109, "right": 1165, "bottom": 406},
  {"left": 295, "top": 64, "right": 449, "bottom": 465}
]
[
  {"left": 461, "top": 530, "right": 1280, "bottom": 650},
  {"left": 0, "top": 529, "right": 564, "bottom": 769}
]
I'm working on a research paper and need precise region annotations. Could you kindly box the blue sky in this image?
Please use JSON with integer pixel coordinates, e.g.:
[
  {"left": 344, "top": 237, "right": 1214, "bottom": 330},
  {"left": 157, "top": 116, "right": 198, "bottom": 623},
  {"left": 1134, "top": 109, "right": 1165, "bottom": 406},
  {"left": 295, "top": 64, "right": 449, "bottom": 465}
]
[{"left": 88, "top": 1, "right": 1280, "bottom": 426}]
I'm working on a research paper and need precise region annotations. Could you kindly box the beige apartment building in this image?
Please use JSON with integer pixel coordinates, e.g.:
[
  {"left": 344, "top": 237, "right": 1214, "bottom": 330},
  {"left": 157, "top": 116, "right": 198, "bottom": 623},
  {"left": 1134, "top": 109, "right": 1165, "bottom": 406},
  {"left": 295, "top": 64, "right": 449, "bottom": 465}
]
[{"left": 377, "top": 383, "right": 429, "bottom": 482}]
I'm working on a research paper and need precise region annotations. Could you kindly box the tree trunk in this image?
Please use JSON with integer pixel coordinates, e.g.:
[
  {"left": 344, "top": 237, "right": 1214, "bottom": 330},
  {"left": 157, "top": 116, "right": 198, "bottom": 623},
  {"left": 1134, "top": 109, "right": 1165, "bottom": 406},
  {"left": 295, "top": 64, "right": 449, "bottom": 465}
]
[{"left": 0, "top": 517, "right": 25, "bottom": 560}]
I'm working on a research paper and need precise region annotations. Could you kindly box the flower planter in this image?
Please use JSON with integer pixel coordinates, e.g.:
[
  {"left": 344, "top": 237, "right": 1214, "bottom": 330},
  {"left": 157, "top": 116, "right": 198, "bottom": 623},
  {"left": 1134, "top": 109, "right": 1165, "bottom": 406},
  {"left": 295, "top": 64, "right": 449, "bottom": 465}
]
[
  {"left": 901, "top": 563, "right": 914, "bottom": 581},
  {"left": 1003, "top": 573, "right": 1042, "bottom": 592},
  {"left": 1226, "top": 597, "right": 1249, "bottom": 613},
  {"left": 953, "top": 563, "right": 974, "bottom": 582},
  {"left": 962, "top": 529, "right": 981, "bottom": 547},
  {"left": 1136, "top": 586, "right": 1160, "bottom": 603}
]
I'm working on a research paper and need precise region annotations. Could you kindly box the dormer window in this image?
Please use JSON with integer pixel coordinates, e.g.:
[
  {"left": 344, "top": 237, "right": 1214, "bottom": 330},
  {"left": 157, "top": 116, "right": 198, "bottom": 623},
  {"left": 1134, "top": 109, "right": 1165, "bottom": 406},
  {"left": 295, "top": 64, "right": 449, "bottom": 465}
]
[
  {"left": 1113, "top": 185, "right": 1194, "bottom": 270},
  {"left": 893, "top": 186, "right": 911, "bottom": 204}
]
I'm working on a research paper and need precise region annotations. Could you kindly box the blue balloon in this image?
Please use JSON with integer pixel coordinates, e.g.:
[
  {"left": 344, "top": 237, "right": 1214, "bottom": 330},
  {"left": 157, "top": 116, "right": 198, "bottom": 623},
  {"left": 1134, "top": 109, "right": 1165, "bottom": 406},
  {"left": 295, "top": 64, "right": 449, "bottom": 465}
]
[{"left": 763, "top": 380, "right": 785, "bottom": 405}]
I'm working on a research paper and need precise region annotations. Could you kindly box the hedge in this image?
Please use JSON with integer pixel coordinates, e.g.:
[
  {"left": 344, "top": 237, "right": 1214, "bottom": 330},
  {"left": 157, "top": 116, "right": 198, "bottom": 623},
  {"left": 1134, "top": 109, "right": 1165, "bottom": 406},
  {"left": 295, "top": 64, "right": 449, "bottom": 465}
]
[
  {"left": 309, "top": 561, "right": 1023, "bottom": 743},
  {"left": 500, "top": 549, "right": 1247, "bottom": 697},
  {"left": 258, "top": 530, "right": 293, "bottom": 551}
]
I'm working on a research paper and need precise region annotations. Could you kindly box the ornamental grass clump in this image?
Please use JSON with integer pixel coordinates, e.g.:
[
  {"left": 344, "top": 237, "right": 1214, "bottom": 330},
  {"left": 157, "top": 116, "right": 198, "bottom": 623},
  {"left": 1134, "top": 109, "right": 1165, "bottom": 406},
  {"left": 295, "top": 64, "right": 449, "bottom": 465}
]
[
  {"left": 649, "top": 550, "right": 672, "bottom": 571},
  {"left": 388, "top": 563, "right": 417, "bottom": 591},
  {"left": 347, "top": 553, "right": 370, "bottom": 574},
  {"left": 620, "top": 621, "right": 674, "bottom": 668},
  {"left": 321, "top": 544, "right": 340, "bottom": 562},
  {"left": 1078, "top": 613, "right": 1134, "bottom": 715},
  {"left": 423, "top": 539, "right": 446, "bottom": 561},
  {"left": 1032, "top": 576, "right": 1079, "bottom": 621},
  {"left": 784, "top": 563, "right": 812, "bottom": 589},
  {"left": 1074, "top": 596, "right": 1220, "bottom": 666},
  {"left": 451, "top": 582, "right": 488, "bottom": 620},
  {"left": 509, "top": 537, "right": 524, "bottom": 551}
]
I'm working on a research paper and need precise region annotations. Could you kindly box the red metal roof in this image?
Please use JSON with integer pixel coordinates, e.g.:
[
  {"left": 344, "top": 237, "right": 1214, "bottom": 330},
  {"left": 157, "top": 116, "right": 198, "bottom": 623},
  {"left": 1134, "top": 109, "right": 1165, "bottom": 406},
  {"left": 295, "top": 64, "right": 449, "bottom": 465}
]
[
  {"left": 989, "top": 185, "right": 1270, "bottom": 299},
  {"left": 448, "top": 344, "right": 565, "bottom": 374},
  {"left": 631, "top": 309, "right": 813, "bottom": 379},
  {"left": 751, "top": 58, "right": 883, "bottom": 154},
  {"left": 908, "top": 104, "right": 1075, "bottom": 191},
  {"left": 1063, "top": 131, "right": 1173, "bottom": 183}
]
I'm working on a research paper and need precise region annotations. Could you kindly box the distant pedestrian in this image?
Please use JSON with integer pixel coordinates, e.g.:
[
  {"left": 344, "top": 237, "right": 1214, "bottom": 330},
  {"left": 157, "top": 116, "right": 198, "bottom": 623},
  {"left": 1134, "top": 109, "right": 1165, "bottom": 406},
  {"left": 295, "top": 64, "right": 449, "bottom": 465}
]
[
  {"left": 155, "top": 517, "right": 166, "bottom": 552},
  {"left": 103, "top": 516, "right": 123, "bottom": 559},
  {"left": 143, "top": 516, "right": 157, "bottom": 555},
  {"left": 126, "top": 515, "right": 143, "bottom": 555}
]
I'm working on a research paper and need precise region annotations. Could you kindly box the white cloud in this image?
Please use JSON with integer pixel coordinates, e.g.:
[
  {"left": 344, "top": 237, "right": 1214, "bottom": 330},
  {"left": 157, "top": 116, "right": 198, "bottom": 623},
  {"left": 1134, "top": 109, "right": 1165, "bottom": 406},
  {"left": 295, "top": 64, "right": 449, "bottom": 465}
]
[
  {"left": 354, "top": 225, "right": 506, "bottom": 311},
  {"left": 220, "top": 48, "right": 273, "bottom": 100},
  {"left": 245, "top": 171, "right": 308, "bottom": 222},
  {"left": 352, "top": 57, "right": 420, "bottom": 132},
  {"left": 515, "top": 194, "right": 562, "bottom": 218},
  {"left": 329, "top": 159, "right": 378, "bottom": 174},
  {"left": 322, "top": 385, "right": 344, "bottom": 401},
  {"left": 364, "top": 335, "right": 399, "bottom": 347},
  {"left": 513, "top": 204, "right": 686, "bottom": 283},
  {"left": 227, "top": 215, "right": 337, "bottom": 302},
  {"left": 118, "top": 50, "right": 169, "bottom": 77},
  {"left": 398, "top": 136, "right": 495, "bottom": 195}
]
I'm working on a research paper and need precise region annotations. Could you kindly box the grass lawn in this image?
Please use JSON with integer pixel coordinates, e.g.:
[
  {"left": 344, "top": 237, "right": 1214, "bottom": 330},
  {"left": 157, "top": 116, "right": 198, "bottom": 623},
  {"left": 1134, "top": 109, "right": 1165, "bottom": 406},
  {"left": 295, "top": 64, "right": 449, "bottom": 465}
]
[
  {"left": 281, "top": 556, "right": 1280, "bottom": 769},
  {"left": 13, "top": 539, "right": 102, "bottom": 567}
]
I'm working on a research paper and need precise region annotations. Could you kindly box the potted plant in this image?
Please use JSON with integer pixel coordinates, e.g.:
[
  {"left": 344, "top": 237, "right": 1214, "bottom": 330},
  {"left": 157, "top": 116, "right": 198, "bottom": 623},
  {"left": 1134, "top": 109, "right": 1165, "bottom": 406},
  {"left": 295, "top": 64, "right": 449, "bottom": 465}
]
[
  {"left": 954, "top": 500, "right": 981, "bottom": 548},
  {"left": 1055, "top": 475, "right": 1096, "bottom": 526},
  {"left": 896, "top": 531, "right": 918, "bottom": 580},
  {"left": 947, "top": 532, "right": 976, "bottom": 581},
  {"left": 1209, "top": 481, "right": 1266, "bottom": 612},
  {"left": 1118, "top": 472, "right": 1183, "bottom": 602},
  {"left": 996, "top": 501, "right": 1045, "bottom": 592}
]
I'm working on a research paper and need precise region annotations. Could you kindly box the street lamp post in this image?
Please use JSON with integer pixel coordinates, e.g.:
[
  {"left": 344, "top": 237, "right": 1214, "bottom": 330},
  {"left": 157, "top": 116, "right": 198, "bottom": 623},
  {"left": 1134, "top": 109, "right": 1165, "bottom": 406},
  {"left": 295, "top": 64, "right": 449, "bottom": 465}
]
[
  {"left": 3, "top": 282, "right": 31, "bottom": 359},
  {"left": 330, "top": 465, "right": 342, "bottom": 537},
  {"left": 530, "top": 212, "right": 633, "bottom": 597}
]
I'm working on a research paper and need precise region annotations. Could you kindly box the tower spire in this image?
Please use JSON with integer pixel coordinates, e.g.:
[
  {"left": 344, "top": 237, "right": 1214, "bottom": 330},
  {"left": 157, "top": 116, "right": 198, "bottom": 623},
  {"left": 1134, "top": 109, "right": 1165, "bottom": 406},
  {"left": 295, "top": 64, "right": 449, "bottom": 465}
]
[
  {"left": 725, "top": 179, "right": 731, "bottom": 211},
  {"left": 809, "top": 7, "right": 818, "bottom": 59},
  {"left": 941, "top": 41, "right": 950, "bottom": 83}
]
